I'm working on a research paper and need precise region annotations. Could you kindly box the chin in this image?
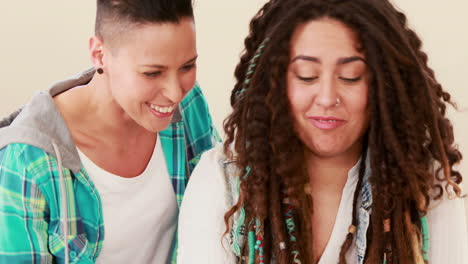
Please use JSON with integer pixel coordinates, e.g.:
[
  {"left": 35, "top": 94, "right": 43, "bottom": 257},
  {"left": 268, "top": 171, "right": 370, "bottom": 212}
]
[
  {"left": 149, "top": 121, "right": 172, "bottom": 133},
  {"left": 312, "top": 149, "right": 342, "bottom": 159},
  {"left": 307, "top": 142, "right": 346, "bottom": 158}
]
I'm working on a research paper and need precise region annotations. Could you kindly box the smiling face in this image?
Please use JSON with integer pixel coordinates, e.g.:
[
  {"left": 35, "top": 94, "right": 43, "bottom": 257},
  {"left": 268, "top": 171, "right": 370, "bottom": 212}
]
[
  {"left": 287, "top": 18, "right": 370, "bottom": 161},
  {"left": 101, "top": 18, "right": 197, "bottom": 133}
]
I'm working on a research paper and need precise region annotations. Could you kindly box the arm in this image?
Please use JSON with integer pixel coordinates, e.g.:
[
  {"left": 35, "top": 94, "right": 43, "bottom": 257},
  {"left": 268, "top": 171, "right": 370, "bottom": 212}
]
[
  {"left": 427, "top": 193, "right": 468, "bottom": 264},
  {"left": 177, "top": 146, "right": 236, "bottom": 264},
  {"left": 0, "top": 145, "right": 52, "bottom": 263}
]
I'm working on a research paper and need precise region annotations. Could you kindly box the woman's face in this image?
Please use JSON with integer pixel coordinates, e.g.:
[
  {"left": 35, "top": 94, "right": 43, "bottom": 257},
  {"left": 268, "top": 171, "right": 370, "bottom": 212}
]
[
  {"left": 287, "top": 18, "right": 370, "bottom": 160},
  {"left": 103, "top": 18, "right": 197, "bottom": 133}
]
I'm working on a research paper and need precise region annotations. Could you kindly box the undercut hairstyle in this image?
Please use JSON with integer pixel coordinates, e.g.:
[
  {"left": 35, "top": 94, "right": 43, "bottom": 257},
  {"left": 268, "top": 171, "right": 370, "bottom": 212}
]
[
  {"left": 223, "top": 0, "right": 463, "bottom": 263},
  {"left": 95, "top": 0, "right": 193, "bottom": 47}
]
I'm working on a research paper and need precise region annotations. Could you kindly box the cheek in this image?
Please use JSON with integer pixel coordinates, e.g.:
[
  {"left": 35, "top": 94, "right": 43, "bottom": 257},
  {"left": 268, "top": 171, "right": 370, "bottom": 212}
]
[
  {"left": 114, "top": 77, "right": 156, "bottom": 109},
  {"left": 181, "top": 69, "right": 197, "bottom": 92},
  {"left": 348, "top": 87, "right": 370, "bottom": 126},
  {"left": 287, "top": 74, "right": 300, "bottom": 112},
  {"left": 121, "top": 75, "right": 146, "bottom": 98},
  {"left": 357, "top": 86, "right": 369, "bottom": 113},
  {"left": 287, "top": 83, "right": 310, "bottom": 117},
  {"left": 109, "top": 64, "right": 138, "bottom": 95}
]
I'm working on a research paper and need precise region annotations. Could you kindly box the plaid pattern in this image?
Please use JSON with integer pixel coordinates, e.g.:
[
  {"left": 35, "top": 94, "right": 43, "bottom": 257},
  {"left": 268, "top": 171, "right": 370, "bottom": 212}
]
[{"left": 0, "top": 84, "right": 220, "bottom": 263}]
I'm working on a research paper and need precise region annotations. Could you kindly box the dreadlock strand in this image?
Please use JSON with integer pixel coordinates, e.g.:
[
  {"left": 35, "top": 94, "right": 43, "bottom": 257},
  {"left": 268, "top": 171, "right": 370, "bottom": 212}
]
[
  {"left": 404, "top": 211, "right": 425, "bottom": 264},
  {"left": 338, "top": 141, "right": 368, "bottom": 264}
]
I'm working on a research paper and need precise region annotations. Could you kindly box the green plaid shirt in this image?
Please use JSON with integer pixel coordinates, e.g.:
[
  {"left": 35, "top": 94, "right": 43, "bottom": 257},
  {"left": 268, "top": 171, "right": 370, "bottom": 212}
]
[{"left": 0, "top": 84, "right": 220, "bottom": 263}]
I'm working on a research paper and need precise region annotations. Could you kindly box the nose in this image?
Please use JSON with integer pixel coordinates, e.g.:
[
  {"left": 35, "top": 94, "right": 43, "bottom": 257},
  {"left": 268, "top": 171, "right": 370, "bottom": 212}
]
[
  {"left": 315, "top": 76, "right": 339, "bottom": 109},
  {"left": 162, "top": 76, "right": 184, "bottom": 103}
]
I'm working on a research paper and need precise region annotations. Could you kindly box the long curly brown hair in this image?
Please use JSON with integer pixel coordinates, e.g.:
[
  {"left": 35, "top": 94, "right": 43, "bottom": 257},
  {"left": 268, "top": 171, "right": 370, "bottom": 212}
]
[{"left": 223, "top": 0, "right": 463, "bottom": 263}]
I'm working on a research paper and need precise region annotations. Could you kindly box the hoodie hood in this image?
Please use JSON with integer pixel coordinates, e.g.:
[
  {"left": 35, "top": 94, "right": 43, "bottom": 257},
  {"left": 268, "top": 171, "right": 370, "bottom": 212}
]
[
  {"left": 0, "top": 69, "right": 95, "bottom": 174},
  {"left": 0, "top": 69, "right": 100, "bottom": 264}
]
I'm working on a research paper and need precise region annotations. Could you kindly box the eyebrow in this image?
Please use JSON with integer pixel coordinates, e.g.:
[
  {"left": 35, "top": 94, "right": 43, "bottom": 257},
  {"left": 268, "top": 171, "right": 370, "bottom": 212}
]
[
  {"left": 290, "top": 55, "right": 366, "bottom": 65},
  {"left": 337, "top": 56, "right": 366, "bottom": 65},
  {"left": 140, "top": 55, "right": 198, "bottom": 69},
  {"left": 291, "top": 55, "right": 320, "bottom": 63},
  {"left": 183, "top": 55, "right": 198, "bottom": 65}
]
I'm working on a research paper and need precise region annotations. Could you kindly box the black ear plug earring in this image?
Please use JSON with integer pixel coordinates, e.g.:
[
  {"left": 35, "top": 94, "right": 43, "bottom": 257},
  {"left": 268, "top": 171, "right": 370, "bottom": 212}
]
[{"left": 97, "top": 68, "right": 104, "bottom": 74}]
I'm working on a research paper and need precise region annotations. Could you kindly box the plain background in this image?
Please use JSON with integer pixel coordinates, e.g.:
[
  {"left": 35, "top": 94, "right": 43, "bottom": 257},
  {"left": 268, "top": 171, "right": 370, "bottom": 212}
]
[{"left": 0, "top": 1, "right": 466, "bottom": 221}]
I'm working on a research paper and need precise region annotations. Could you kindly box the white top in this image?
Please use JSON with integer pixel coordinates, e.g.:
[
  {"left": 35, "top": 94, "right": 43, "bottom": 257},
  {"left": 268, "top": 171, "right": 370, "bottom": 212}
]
[
  {"left": 78, "top": 136, "right": 178, "bottom": 264},
  {"left": 177, "top": 145, "right": 468, "bottom": 264}
]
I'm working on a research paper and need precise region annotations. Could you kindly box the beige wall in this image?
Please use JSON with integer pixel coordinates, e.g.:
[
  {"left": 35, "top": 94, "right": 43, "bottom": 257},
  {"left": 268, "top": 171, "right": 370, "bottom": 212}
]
[{"left": 0, "top": 1, "right": 466, "bottom": 217}]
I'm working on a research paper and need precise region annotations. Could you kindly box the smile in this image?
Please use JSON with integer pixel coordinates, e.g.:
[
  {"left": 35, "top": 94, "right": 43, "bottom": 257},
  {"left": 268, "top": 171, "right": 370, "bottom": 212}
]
[
  {"left": 150, "top": 104, "right": 175, "bottom": 113},
  {"left": 308, "top": 116, "right": 346, "bottom": 130},
  {"left": 316, "top": 119, "right": 338, "bottom": 122},
  {"left": 148, "top": 103, "right": 176, "bottom": 118}
]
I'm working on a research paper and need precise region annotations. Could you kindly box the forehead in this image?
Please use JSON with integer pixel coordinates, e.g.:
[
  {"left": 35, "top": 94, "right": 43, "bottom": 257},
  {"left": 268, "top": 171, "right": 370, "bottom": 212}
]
[
  {"left": 290, "top": 18, "right": 362, "bottom": 58},
  {"left": 112, "top": 18, "right": 197, "bottom": 64}
]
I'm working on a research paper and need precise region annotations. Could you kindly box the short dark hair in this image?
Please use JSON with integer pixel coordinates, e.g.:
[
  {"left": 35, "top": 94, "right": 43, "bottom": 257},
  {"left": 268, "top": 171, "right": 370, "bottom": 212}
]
[{"left": 95, "top": 0, "right": 193, "bottom": 46}]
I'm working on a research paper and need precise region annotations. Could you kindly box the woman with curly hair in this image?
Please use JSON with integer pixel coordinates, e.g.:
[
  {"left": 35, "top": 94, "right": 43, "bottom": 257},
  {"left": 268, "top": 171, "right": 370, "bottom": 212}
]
[{"left": 178, "top": 0, "right": 467, "bottom": 263}]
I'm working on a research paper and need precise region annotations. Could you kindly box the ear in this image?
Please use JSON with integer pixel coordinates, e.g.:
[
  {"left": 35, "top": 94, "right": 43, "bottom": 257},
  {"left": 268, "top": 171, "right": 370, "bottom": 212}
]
[{"left": 89, "top": 36, "right": 105, "bottom": 70}]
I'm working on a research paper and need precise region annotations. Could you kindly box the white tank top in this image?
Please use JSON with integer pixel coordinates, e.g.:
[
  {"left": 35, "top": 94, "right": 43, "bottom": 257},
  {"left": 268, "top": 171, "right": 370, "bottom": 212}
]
[{"left": 78, "top": 136, "right": 177, "bottom": 264}]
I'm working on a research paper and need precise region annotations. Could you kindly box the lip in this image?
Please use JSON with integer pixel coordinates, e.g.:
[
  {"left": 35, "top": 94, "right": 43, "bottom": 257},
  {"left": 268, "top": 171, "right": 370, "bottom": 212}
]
[
  {"left": 308, "top": 116, "right": 346, "bottom": 130},
  {"left": 147, "top": 103, "right": 175, "bottom": 119}
]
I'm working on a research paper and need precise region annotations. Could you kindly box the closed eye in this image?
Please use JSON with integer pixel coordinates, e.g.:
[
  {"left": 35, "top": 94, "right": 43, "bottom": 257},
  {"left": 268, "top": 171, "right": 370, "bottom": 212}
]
[
  {"left": 297, "top": 75, "right": 318, "bottom": 82},
  {"left": 339, "top": 76, "right": 362, "bottom": 83},
  {"left": 180, "top": 63, "right": 196, "bottom": 72},
  {"left": 144, "top": 71, "right": 163, "bottom": 77}
]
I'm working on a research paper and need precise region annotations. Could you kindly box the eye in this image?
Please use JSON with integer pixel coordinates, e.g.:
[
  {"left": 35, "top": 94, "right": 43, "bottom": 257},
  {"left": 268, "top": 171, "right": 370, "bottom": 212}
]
[
  {"left": 338, "top": 76, "right": 362, "bottom": 83},
  {"left": 296, "top": 75, "right": 318, "bottom": 83},
  {"left": 144, "top": 71, "right": 162, "bottom": 78},
  {"left": 181, "top": 63, "right": 196, "bottom": 72}
]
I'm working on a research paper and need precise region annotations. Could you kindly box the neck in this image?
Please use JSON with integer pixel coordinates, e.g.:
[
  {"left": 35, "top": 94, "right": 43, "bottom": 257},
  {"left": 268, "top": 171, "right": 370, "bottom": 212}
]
[
  {"left": 90, "top": 76, "right": 145, "bottom": 134},
  {"left": 55, "top": 74, "right": 153, "bottom": 144},
  {"left": 307, "top": 143, "right": 363, "bottom": 193}
]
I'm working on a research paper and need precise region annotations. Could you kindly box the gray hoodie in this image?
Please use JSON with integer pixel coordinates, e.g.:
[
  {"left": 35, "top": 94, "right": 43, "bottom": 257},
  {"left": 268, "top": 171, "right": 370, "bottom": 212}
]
[
  {"left": 0, "top": 69, "right": 100, "bottom": 264},
  {"left": 0, "top": 69, "right": 96, "bottom": 172}
]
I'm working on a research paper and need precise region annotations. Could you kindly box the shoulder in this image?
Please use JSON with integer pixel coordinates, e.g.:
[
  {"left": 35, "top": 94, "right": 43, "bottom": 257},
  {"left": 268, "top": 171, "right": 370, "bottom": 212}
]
[
  {"left": 178, "top": 144, "right": 238, "bottom": 263},
  {"left": 185, "top": 144, "right": 227, "bottom": 194},
  {"left": 0, "top": 144, "right": 52, "bottom": 201},
  {"left": 426, "top": 189, "right": 466, "bottom": 226},
  {"left": 1, "top": 143, "right": 51, "bottom": 174},
  {"left": 190, "top": 144, "right": 243, "bottom": 187},
  {"left": 181, "top": 144, "right": 240, "bottom": 216},
  {"left": 0, "top": 143, "right": 64, "bottom": 192},
  {"left": 427, "top": 191, "right": 468, "bottom": 263},
  {"left": 181, "top": 144, "right": 243, "bottom": 226}
]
